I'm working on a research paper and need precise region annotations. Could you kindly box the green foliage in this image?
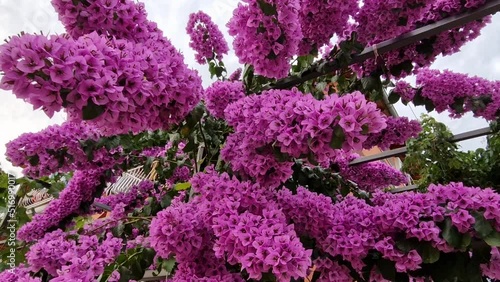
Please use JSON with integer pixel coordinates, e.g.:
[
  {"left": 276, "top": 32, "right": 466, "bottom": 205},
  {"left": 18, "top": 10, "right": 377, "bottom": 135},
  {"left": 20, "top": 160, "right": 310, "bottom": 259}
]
[
  {"left": 285, "top": 160, "right": 359, "bottom": 198},
  {"left": 441, "top": 218, "right": 471, "bottom": 250},
  {"left": 243, "top": 64, "right": 275, "bottom": 94},
  {"left": 403, "top": 115, "right": 500, "bottom": 192},
  {"left": 82, "top": 100, "right": 105, "bottom": 120},
  {"left": 173, "top": 182, "right": 191, "bottom": 191},
  {"left": 208, "top": 59, "right": 226, "bottom": 79},
  {"left": 106, "top": 247, "right": 157, "bottom": 282},
  {"left": 329, "top": 125, "right": 346, "bottom": 149},
  {"left": 257, "top": 0, "right": 277, "bottom": 16}
]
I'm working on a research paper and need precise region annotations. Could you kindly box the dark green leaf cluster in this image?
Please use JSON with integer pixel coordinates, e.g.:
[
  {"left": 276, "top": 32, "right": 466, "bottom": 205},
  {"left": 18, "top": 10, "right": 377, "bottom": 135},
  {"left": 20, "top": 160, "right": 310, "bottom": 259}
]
[{"left": 403, "top": 115, "right": 500, "bottom": 192}]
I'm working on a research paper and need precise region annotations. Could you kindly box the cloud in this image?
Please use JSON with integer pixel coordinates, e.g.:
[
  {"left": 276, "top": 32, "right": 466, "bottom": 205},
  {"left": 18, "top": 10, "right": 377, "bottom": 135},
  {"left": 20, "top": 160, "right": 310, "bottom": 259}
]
[{"left": 0, "top": 1, "right": 498, "bottom": 175}]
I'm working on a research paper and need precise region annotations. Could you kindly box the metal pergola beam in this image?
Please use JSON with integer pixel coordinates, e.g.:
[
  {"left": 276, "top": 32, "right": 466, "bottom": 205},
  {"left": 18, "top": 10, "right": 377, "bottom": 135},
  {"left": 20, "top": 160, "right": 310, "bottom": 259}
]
[
  {"left": 349, "top": 127, "right": 493, "bottom": 166},
  {"left": 390, "top": 184, "right": 419, "bottom": 193},
  {"left": 270, "top": 0, "right": 500, "bottom": 89},
  {"left": 93, "top": 202, "right": 112, "bottom": 211}
]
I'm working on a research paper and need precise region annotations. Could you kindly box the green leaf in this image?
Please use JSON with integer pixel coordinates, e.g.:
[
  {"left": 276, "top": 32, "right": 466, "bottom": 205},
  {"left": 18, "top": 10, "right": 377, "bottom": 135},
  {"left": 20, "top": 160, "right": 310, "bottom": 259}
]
[
  {"left": 74, "top": 216, "right": 89, "bottom": 231},
  {"left": 315, "top": 81, "right": 327, "bottom": 93},
  {"left": 28, "top": 155, "right": 40, "bottom": 166},
  {"left": 390, "top": 60, "right": 413, "bottom": 77},
  {"left": 470, "top": 240, "right": 492, "bottom": 264},
  {"left": 376, "top": 258, "right": 396, "bottom": 281},
  {"left": 173, "top": 182, "right": 191, "bottom": 191},
  {"left": 424, "top": 100, "right": 435, "bottom": 112},
  {"left": 450, "top": 98, "right": 466, "bottom": 114},
  {"left": 162, "top": 258, "right": 176, "bottom": 274},
  {"left": 15, "top": 206, "right": 30, "bottom": 226},
  {"left": 340, "top": 184, "right": 350, "bottom": 197},
  {"left": 387, "top": 91, "right": 401, "bottom": 104},
  {"left": 329, "top": 126, "right": 346, "bottom": 149},
  {"left": 182, "top": 137, "right": 196, "bottom": 153},
  {"left": 442, "top": 217, "right": 471, "bottom": 249},
  {"left": 471, "top": 211, "right": 494, "bottom": 238},
  {"left": 140, "top": 248, "right": 156, "bottom": 269},
  {"left": 395, "top": 239, "right": 418, "bottom": 253},
  {"left": 361, "top": 124, "right": 370, "bottom": 135},
  {"left": 160, "top": 194, "right": 172, "bottom": 208},
  {"left": 111, "top": 223, "right": 125, "bottom": 237},
  {"left": 257, "top": 0, "right": 277, "bottom": 16},
  {"left": 412, "top": 89, "right": 425, "bottom": 106},
  {"left": 0, "top": 173, "right": 8, "bottom": 189},
  {"left": 99, "top": 264, "right": 116, "bottom": 282},
  {"left": 118, "top": 266, "right": 133, "bottom": 282},
  {"left": 484, "top": 231, "right": 500, "bottom": 247},
  {"left": 420, "top": 243, "right": 440, "bottom": 264},
  {"left": 361, "top": 76, "right": 382, "bottom": 92},
  {"left": 82, "top": 100, "right": 105, "bottom": 120},
  {"left": 208, "top": 61, "right": 216, "bottom": 78},
  {"left": 214, "top": 66, "right": 225, "bottom": 77}
]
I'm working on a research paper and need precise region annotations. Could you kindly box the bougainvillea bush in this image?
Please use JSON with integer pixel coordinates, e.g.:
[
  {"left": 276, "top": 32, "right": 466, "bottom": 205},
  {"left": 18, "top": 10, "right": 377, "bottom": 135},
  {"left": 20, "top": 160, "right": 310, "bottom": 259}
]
[{"left": 1, "top": 0, "right": 500, "bottom": 281}]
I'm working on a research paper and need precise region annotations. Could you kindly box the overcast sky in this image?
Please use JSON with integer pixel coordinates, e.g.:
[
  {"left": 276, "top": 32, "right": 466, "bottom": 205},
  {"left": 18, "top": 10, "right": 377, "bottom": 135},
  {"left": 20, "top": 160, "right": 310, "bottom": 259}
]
[{"left": 0, "top": 0, "right": 498, "bottom": 175}]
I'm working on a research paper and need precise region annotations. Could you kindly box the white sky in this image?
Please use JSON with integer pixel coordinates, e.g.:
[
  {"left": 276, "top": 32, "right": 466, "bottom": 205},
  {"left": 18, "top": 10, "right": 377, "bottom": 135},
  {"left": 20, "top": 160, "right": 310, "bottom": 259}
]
[{"left": 0, "top": 0, "right": 498, "bottom": 176}]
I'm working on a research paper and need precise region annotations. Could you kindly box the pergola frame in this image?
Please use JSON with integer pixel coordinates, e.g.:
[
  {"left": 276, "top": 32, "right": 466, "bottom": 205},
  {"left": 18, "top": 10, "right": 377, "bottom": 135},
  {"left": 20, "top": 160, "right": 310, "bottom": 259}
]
[{"left": 268, "top": 0, "right": 500, "bottom": 90}]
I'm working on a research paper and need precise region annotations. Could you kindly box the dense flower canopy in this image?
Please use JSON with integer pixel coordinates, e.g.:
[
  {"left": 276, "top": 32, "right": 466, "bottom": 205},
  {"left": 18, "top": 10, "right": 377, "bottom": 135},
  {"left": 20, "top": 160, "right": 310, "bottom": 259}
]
[
  {"left": 0, "top": 31, "right": 202, "bottom": 135},
  {"left": 227, "top": 0, "right": 303, "bottom": 78},
  {"left": 5, "top": 122, "right": 122, "bottom": 178},
  {"left": 17, "top": 169, "right": 109, "bottom": 242},
  {"left": 393, "top": 69, "right": 500, "bottom": 120},
  {"left": 0, "top": 0, "right": 499, "bottom": 281}
]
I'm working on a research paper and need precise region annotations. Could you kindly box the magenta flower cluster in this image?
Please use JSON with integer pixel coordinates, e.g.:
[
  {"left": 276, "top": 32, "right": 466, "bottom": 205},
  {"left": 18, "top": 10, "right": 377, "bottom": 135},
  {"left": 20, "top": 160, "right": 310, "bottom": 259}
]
[
  {"left": 297, "top": 0, "right": 358, "bottom": 55},
  {"left": 229, "top": 68, "right": 242, "bottom": 81},
  {"left": 17, "top": 169, "right": 107, "bottom": 242},
  {"left": 150, "top": 200, "right": 211, "bottom": 260},
  {"left": 353, "top": 0, "right": 490, "bottom": 76},
  {"left": 5, "top": 122, "right": 122, "bottom": 178},
  {"left": 227, "top": 0, "right": 302, "bottom": 78},
  {"left": 0, "top": 266, "right": 40, "bottom": 282},
  {"left": 277, "top": 182, "right": 500, "bottom": 278},
  {"left": 168, "top": 166, "right": 192, "bottom": 185},
  {"left": 204, "top": 81, "right": 245, "bottom": 119},
  {"left": 186, "top": 11, "right": 229, "bottom": 64},
  {"left": 354, "top": 0, "right": 433, "bottom": 48},
  {"left": 51, "top": 0, "right": 152, "bottom": 41},
  {"left": 338, "top": 154, "right": 409, "bottom": 192},
  {"left": 394, "top": 68, "right": 500, "bottom": 120},
  {"left": 26, "top": 229, "right": 122, "bottom": 281},
  {"left": 0, "top": 31, "right": 202, "bottom": 135},
  {"left": 139, "top": 141, "right": 187, "bottom": 159},
  {"left": 393, "top": 81, "right": 418, "bottom": 103},
  {"left": 150, "top": 169, "right": 312, "bottom": 281},
  {"left": 168, "top": 247, "right": 246, "bottom": 282},
  {"left": 313, "top": 258, "right": 352, "bottom": 282},
  {"left": 139, "top": 146, "right": 166, "bottom": 158},
  {"left": 222, "top": 89, "right": 386, "bottom": 186},
  {"left": 482, "top": 247, "right": 500, "bottom": 279},
  {"left": 363, "top": 116, "right": 422, "bottom": 150},
  {"left": 96, "top": 180, "right": 154, "bottom": 219},
  {"left": 149, "top": 169, "right": 500, "bottom": 280}
]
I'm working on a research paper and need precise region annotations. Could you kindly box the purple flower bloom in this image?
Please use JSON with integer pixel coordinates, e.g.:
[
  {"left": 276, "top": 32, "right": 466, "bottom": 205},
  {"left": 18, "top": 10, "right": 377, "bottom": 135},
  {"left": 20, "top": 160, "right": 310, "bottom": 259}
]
[{"left": 186, "top": 11, "right": 229, "bottom": 64}]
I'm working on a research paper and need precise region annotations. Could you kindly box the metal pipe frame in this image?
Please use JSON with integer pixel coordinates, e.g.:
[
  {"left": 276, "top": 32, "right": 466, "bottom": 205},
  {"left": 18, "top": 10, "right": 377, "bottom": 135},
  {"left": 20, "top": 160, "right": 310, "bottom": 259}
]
[
  {"left": 269, "top": 0, "right": 500, "bottom": 90},
  {"left": 349, "top": 127, "right": 492, "bottom": 166}
]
